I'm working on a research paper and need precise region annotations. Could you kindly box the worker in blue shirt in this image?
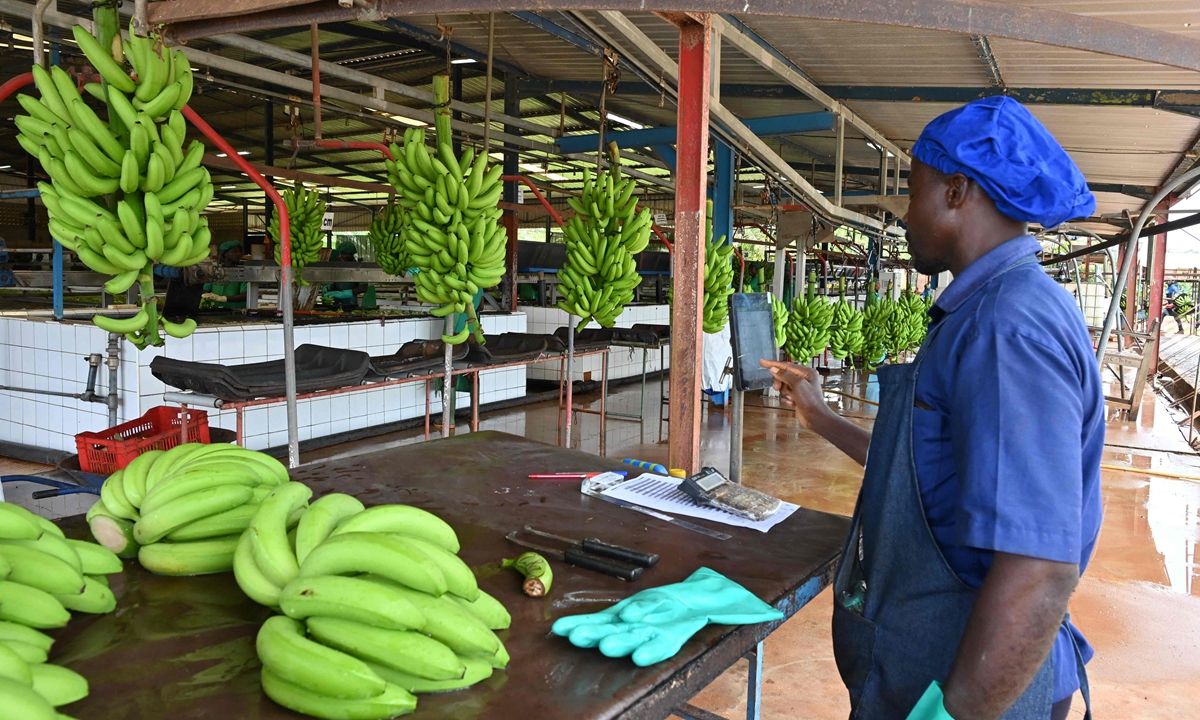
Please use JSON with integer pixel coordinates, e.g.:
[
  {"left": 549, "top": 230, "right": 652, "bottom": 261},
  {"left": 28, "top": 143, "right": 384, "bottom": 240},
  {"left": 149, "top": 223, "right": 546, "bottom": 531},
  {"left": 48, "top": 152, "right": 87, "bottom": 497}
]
[{"left": 764, "top": 97, "right": 1102, "bottom": 720}]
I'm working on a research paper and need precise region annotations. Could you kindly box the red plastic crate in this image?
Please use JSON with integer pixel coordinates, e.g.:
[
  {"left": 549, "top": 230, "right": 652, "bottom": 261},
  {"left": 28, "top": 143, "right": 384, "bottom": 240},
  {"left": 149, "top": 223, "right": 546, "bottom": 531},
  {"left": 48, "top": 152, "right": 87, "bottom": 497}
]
[{"left": 76, "top": 406, "right": 211, "bottom": 475}]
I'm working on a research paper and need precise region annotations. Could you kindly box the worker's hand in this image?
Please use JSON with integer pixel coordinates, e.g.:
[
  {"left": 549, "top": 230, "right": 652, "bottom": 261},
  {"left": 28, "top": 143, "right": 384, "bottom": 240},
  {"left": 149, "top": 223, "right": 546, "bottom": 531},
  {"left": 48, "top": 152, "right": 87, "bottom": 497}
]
[
  {"left": 760, "top": 359, "right": 832, "bottom": 430},
  {"left": 201, "top": 293, "right": 227, "bottom": 303}
]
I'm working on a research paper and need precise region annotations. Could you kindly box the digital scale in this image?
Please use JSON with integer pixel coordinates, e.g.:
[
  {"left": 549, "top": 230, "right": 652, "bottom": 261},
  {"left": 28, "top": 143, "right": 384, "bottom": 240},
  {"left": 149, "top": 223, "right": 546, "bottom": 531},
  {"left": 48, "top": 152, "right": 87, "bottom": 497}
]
[{"left": 680, "top": 467, "right": 782, "bottom": 521}]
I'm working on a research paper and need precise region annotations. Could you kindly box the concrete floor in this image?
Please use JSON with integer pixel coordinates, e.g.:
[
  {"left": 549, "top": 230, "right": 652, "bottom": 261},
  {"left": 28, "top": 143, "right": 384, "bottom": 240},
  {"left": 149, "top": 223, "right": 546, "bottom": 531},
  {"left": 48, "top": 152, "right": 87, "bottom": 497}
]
[{"left": 307, "top": 371, "right": 1200, "bottom": 719}]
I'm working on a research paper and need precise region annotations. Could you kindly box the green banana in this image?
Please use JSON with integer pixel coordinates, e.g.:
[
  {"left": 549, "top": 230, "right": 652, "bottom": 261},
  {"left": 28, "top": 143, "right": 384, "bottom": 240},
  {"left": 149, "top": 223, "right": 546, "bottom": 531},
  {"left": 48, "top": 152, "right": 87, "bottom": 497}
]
[
  {"left": 0, "top": 621, "right": 53, "bottom": 652},
  {"left": 298, "top": 531, "right": 448, "bottom": 596},
  {"left": 332, "top": 503, "right": 460, "bottom": 553},
  {"left": 0, "top": 642, "right": 32, "bottom": 686},
  {"left": 137, "top": 536, "right": 239, "bottom": 576},
  {"left": 72, "top": 24, "right": 134, "bottom": 92},
  {"left": 257, "top": 615, "right": 387, "bottom": 700},
  {"left": 0, "top": 676, "right": 57, "bottom": 720},
  {"left": 260, "top": 667, "right": 416, "bottom": 720},
  {"left": 306, "top": 616, "right": 465, "bottom": 681},
  {"left": 29, "top": 663, "right": 88, "bottom": 707},
  {"left": 249, "top": 482, "right": 312, "bottom": 588},
  {"left": 364, "top": 577, "right": 501, "bottom": 658},
  {"left": 367, "top": 656, "right": 493, "bottom": 695},
  {"left": 278, "top": 575, "right": 427, "bottom": 631},
  {"left": 233, "top": 529, "right": 282, "bottom": 607},
  {"left": 54, "top": 575, "right": 116, "bottom": 614},
  {"left": 134, "top": 484, "right": 255, "bottom": 545},
  {"left": 294, "top": 493, "right": 364, "bottom": 565},
  {"left": 0, "top": 544, "right": 84, "bottom": 595},
  {"left": 63, "top": 539, "right": 123, "bottom": 575},
  {"left": 0, "top": 581, "right": 71, "bottom": 628}
]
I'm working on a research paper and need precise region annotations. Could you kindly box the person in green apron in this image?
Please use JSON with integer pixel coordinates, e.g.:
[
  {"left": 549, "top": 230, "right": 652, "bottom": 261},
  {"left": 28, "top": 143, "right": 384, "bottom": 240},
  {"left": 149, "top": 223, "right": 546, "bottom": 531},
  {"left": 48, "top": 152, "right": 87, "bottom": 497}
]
[
  {"left": 323, "top": 241, "right": 375, "bottom": 310},
  {"left": 201, "top": 241, "right": 248, "bottom": 309}
]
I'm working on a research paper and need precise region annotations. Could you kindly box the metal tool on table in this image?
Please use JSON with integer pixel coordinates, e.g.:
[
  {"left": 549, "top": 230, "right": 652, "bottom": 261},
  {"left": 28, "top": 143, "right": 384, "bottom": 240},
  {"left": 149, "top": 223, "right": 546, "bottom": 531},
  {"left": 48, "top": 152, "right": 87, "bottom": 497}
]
[
  {"left": 524, "top": 526, "right": 659, "bottom": 567},
  {"left": 581, "top": 471, "right": 733, "bottom": 541},
  {"left": 506, "top": 531, "right": 644, "bottom": 581}
]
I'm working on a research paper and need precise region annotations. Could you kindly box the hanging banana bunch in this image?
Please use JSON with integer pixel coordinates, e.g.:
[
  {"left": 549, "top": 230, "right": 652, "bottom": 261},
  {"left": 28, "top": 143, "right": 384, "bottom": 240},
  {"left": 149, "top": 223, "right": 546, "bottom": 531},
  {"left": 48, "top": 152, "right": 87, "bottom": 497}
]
[
  {"left": 702, "top": 199, "right": 735, "bottom": 334},
  {"left": 558, "top": 142, "right": 651, "bottom": 330},
  {"left": 828, "top": 278, "right": 864, "bottom": 360},
  {"left": 385, "top": 76, "right": 506, "bottom": 345},
  {"left": 268, "top": 185, "right": 325, "bottom": 281},
  {"left": 898, "top": 285, "right": 930, "bottom": 350},
  {"left": 858, "top": 284, "right": 889, "bottom": 369},
  {"left": 783, "top": 272, "right": 832, "bottom": 362},
  {"left": 367, "top": 201, "right": 410, "bottom": 276},
  {"left": 879, "top": 282, "right": 908, "bottom": 357},
  {"left": 769, "top": 292, "right": 788, "bottom": 348},
  {"left": 22, "top": 22, "right": 208, "bottom": 348}
]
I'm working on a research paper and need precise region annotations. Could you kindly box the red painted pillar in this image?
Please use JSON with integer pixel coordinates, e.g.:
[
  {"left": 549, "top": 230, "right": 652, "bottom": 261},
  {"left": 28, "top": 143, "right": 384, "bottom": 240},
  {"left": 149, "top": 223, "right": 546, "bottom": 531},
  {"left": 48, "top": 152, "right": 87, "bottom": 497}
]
[{"left": 668, "top": 15, "right": 711, "bottom": 475}]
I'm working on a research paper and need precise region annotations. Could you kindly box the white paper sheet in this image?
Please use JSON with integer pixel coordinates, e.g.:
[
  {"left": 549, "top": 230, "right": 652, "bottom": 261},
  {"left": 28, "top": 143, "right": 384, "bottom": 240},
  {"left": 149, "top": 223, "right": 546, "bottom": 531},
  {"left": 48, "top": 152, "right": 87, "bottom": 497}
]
[{"left": 601, "top": 473, "right": 798, "bottom": 533}]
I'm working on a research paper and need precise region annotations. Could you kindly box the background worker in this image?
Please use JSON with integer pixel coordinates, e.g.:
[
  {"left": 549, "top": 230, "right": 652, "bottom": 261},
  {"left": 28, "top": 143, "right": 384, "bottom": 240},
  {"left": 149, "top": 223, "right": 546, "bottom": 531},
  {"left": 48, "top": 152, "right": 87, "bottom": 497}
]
[
  {"left": 764, "top": 97, "right": 1103, "bottom": 720},
  {"left": 201, "top": 241, "right": 248, "bottom": 310},
  {"left": 323, "top": 241, "right": 373, "bottom": 310}
]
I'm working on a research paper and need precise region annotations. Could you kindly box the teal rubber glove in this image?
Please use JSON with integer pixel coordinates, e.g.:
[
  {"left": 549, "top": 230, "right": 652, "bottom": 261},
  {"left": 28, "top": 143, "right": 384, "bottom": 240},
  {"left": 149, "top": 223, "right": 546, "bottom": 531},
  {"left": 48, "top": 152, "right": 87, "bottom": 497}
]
[
  {"left": 550, "top": 568, "right": 784, "bottom": 666},
  {"left": 907, "top": 682, "right": 955, "bottom": 720},
  {"left": 324, "top": 289, "right": 354, "bottom": 300}
]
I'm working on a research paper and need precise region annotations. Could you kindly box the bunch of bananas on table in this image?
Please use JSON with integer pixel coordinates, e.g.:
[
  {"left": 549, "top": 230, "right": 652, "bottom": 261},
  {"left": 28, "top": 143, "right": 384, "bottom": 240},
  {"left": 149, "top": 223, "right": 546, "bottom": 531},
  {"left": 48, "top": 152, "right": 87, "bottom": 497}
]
[
  {"left": 0, "top": 500, "right": 124, "bottom": 718},
  {"left": 770, "top": 293, "right": 788, "bottom": 348},
  {"left": 898, "top": 287, "right": 931, "bottom": 350},
  {"left": 558, "top": 147, "right": 651, "bottom": 330},
  {"left": 858, "top": 287, "right": 889, "bottom": 369},
  {"left": 703, "top": 200, "right": 735, "bottom": 334},
  {"left": 16, "top": 22, "right": 209, "bottom": 348},
  {"left": 269, "top": 185, "right": 326, "bottom": 279},
  {"left": 87, "top": 443, "right": 290, "bottom": 575},
  {"left": 233, "top": 491, "right": 510, "bottom": 719},
  {"left": 367, "top": 201, "right": 410, "bottom": 277},
  {"left": 385, "top": 77, "right": 507, "bottom": 346},
  {"left": 828, "top": 279, "right": 864, "bottom": 360},
  {"left": 783, "top": 273, "right": 833, "bottom": 362}
]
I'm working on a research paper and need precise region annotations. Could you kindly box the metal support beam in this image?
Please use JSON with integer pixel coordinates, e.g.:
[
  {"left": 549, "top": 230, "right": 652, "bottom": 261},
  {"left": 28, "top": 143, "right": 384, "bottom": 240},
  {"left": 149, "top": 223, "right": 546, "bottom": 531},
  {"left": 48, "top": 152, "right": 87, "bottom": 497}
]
[
  {"left": 713, "top": 139, "right": 734, "bottom": 246},
  {"left": 833, "top": 113, "right": 844, "bottom": 208},
  {"left": 669, "top": 13, "right": 711, "bottom": 475},
  {"left": 503, "top": 74, "right": 521, "bottom": 312},
  {"left": 970, "top": 35, "right": 1005, "bottom": 89},
  {"left": 556, "top": 112, "right": 834, "bottom": 154}
]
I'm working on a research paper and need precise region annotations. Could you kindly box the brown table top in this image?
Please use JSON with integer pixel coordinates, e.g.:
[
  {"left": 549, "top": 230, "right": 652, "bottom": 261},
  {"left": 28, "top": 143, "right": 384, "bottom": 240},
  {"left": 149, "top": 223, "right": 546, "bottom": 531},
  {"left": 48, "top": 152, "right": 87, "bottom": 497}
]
[{"left": 52, "top": 431, "right": 850, "bottom": 720}]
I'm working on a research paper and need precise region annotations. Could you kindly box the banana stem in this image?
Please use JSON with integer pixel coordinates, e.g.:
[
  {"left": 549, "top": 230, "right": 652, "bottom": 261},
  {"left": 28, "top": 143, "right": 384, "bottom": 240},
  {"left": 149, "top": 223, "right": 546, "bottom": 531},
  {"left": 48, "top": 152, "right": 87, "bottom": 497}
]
[{"left": 432, "top": 75, "right": 452, "bottom": 149}]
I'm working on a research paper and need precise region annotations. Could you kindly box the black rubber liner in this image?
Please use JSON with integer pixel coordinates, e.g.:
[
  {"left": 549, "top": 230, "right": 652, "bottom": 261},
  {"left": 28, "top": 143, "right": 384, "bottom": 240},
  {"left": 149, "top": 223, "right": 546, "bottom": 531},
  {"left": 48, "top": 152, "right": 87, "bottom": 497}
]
[
  {"left": 464, "top": 333, "right": 565, "bottom": 366},
  {"left": 368, "top": 339, "right": 470, "bottom": 379},
  {"left": 554, "top": 325, "right": 659, "bottom": 349},
  {"left": 630, "top": 323, "right": 671, "bottom": 344},
  {"left": 150, "top": 345, "right": 371, "bottom": 401}
]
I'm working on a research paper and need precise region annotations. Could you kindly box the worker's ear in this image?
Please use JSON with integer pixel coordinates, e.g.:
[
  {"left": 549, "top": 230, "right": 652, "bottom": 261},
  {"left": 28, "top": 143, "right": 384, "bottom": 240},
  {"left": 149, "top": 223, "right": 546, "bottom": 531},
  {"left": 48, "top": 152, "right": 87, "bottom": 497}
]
[{"left": 944, "top": 173, "right": 972, "bottom": 211}]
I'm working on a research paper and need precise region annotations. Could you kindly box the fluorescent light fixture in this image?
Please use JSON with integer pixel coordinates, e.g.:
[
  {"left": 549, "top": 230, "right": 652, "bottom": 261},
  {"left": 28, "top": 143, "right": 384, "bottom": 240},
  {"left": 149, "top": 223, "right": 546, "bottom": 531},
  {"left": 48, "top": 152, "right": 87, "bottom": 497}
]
[
  {"left": 387, "top": 114, "right": 427, "bottom": 127},
  {"left": 220, "top": 185, "right": 235, "bottom": 189},
  {"left": 216, "top": 153, "right": 226, "bottom": 157},
  {"left": 238, "top": 151, "right": 250, "bottom": 155},
  {"left": 606, "top": 113, "right": 644, "bottom": 130},
  {"left": 542, "top": 172, "right": 569, "bottom": 182},
  {"left": 0, "top": 165, "right": 11, "bottom": 170},
  {"left": 865, "top": 140, "right": 895, "bottom": 158},
  {"left": 450, "top": 58, "right": 476, "bottom": 65},
  {"left": 751, "top": 184, "right": 764, "bottom": 189}
]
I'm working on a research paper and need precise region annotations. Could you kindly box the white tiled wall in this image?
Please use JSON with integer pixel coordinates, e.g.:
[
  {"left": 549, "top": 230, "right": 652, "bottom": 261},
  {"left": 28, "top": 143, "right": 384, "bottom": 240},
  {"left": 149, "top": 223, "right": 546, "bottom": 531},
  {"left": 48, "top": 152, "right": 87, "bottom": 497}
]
[
  {"left": 1, "top": 313, "right": 526, "bottom": 454},
  {"left": 523, "top": 304, "right": 671, "bottom": 382}
]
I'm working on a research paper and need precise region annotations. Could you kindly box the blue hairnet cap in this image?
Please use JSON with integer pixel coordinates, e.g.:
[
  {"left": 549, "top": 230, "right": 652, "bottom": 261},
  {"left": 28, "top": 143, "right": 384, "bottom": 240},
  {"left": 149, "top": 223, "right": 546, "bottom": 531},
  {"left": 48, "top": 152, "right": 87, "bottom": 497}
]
[
  {"left": 911, "top": 97, "right": 1096, "bottom": 228},
  {"left": 218, "top": 241, "right": 241, "bottom": 255}
]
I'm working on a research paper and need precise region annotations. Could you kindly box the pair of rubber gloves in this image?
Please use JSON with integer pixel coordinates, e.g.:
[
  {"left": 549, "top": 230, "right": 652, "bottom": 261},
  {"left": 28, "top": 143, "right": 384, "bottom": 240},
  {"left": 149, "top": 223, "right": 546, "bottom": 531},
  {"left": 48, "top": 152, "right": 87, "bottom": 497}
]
[
  {"left": 551, "top": 568, "right": 784, "bottom": 667},
  {"left": 323, "top": 289, "right": 354, "bottom": 300}
]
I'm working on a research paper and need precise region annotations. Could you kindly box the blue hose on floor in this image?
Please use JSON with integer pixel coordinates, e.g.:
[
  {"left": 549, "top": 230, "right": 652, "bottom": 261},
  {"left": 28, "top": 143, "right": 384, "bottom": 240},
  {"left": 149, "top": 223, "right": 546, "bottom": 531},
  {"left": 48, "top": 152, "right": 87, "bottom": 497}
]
[{"left": 1, "top": 476, "right": 101, "bottom": 500}]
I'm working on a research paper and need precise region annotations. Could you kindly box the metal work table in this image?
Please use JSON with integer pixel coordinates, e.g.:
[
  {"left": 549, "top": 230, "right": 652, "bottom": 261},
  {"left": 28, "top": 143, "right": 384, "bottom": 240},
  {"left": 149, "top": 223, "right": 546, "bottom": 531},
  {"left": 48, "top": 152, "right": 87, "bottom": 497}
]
[{"left": 52, "top": 431, "right": 848, "bottom": 720}]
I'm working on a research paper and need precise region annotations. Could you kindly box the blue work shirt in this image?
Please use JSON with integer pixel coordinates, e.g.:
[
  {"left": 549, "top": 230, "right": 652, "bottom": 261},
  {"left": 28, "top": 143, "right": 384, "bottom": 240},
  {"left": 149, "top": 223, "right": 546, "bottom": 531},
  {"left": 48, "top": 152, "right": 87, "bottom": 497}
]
[{"left": 912, "top": 235, "right": 1104, "bottom": 703}]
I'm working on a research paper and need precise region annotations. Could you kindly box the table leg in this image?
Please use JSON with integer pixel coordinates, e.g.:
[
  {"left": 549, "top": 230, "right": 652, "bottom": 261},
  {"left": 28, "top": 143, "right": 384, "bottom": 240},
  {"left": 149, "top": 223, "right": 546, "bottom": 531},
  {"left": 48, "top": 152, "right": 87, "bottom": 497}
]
[
  {"left": 557, "top": 356, "right": 566, "bottom": 446},
  {"left": 639, "top": 347, "right": 648, "bottom": 420},
  {"left": 600, "top": 351, "right": 608, "bottom": 456},
  {"left": 424, "top": 380, "right": 431, "bottom": 441},
  {"left": 472, "top": 371, "right": 480, "bottom": 433},
  {"left": 236, "top": 408, "right": 244, "bottom": 448},
  {"left": 745, "top": 640, "right": 763, "bottom": 720},
  {"left": 180, "top": 404, "right": 189, "bottom": 446}
]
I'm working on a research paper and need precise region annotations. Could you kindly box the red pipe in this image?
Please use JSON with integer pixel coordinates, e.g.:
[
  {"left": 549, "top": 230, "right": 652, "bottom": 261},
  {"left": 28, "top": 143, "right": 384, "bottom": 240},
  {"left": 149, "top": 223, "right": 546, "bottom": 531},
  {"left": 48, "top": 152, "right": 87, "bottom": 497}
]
[
  {"left": 312, "top": 139, "right": 395, "bottom": 161},
  {"left": 182, "top": 105, "right": 290, "bottom": 268},
  {"left": 501, "top": 175, "right": 565, "bottom": 227},
  {"left": 0, "top": 73, "right": 34, "bottom": 104},
  {"left": 652, "top": 225, "right": 673, "bottom": 254}
]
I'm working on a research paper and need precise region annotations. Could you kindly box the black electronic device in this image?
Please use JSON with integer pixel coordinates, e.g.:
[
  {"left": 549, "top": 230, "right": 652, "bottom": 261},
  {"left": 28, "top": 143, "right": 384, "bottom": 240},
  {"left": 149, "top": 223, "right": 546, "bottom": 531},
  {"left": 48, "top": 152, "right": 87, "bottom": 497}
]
[
  {"left": 680, "top": 466, "right": 783, "bottom": 521},
  {"left": 728, "top": 293, "right": 779, "bottom": 391}
]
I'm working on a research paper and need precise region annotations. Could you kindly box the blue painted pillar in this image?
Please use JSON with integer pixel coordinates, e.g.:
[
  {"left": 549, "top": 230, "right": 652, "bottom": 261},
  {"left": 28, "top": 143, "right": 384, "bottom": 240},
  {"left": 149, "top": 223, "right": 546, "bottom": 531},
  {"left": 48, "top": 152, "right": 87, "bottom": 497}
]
[
  {"left": 712, "top": 139, "right": 734, "bottom": 246},
  {"left": 50, "top": 39, "right": 63, "bottom": 319}
]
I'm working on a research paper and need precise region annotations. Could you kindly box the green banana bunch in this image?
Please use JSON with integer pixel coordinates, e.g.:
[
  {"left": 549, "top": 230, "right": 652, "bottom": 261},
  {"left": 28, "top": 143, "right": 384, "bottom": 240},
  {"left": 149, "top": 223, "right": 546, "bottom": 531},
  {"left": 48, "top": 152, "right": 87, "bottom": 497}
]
[
  {"left": 782, "top": 273, "right": 833, "bottom": 362},
  {"left": 770, "top": 293, "right": 788, "bottom": 348},
  {"left": 828, "top": 278, "right": 864, "bottom": 360},
  {"left": 86, "top": 443, "right": 289, "bottom": 576},
  {"left": 0, "top": 500, "right": 124, "bottom": 716},
  {"left": 367, "top": 202, "right": 410, "bottom": 277},
  {"left": 702, "top": 200, "right": 734, "bottom": 334},
  {"left": 20, "top": 22, "right": 207, "bottom": 349},
  {"left": 1175, "top": 292, "right": 1194, "bottom": 318},
  {"left": 878, "top": 284, "right": 908, "bottom": 356},
  {"left": 858, "top": 286, "right": 889, "bottom": 369},
  {"left": 558, "top": 144, "right": 650, "bottom": 330},
  {"left": 270, "top": 185, "right": 326, "bottom": 275},
  {"left": 240, "top": 496, "right": 510, "bottom": 718},
  {"left": 898, "top": 287, "right": 930, "bottom": 350},
  {"left": 385, "top": 76, "right": 506, "bottom": 346}
]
